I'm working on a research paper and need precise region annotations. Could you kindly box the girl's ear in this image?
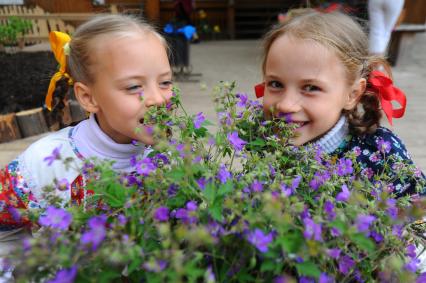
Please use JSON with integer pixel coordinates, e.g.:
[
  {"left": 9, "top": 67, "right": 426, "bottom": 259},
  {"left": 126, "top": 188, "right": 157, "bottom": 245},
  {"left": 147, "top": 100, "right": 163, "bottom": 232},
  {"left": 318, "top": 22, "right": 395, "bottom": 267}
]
[
  {"left": 74, "top": 82, "right": 99, "bottom": 113},
  {"left": 344, "top": 78, "right": 366, "bottom": 110}
]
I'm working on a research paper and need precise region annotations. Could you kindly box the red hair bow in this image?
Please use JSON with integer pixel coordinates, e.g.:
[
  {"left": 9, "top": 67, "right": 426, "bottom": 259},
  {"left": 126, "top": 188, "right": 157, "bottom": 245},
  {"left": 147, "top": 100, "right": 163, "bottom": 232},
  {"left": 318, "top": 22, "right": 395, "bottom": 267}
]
[
  {"left": 368, "top": 70, "right": 407, "bottom": 125},
  {"left": 254, "top": 83, "right": 265, "bottom": 98}
]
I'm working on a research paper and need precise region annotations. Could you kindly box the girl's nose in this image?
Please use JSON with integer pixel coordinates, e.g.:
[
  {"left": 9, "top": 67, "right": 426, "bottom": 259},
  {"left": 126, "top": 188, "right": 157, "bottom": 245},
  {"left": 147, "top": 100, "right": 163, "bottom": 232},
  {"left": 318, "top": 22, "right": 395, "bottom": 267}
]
[
  {"left": 144, "top": 87, "right": 167, "bottom": 107},
  {"left": 275, "top": 90, "right": 302, "bottom": 115}
]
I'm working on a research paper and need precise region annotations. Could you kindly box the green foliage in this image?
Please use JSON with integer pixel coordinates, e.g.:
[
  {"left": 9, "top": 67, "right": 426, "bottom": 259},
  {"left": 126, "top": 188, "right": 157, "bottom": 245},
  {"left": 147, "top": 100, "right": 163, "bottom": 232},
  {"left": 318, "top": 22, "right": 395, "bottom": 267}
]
[
  {"left": 6, "top": 82, "right": 426, "bottom": 282},
  {"left": 0, "top": 16, "right": 32, "bottom": 46}
]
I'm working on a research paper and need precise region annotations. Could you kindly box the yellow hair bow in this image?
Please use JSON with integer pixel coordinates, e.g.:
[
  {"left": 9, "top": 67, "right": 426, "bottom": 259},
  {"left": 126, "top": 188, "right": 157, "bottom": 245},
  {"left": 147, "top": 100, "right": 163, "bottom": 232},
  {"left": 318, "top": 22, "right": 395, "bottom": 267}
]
[{"left": 45, "top": 31, "right": 72, "bottom": 111}]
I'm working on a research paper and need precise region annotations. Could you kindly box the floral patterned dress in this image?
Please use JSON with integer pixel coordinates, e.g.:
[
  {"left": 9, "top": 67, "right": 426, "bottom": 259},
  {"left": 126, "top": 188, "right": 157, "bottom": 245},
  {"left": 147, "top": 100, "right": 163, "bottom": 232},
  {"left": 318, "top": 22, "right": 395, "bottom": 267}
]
[{"left": 333, "top": 127, "right": 425, "bottom": 197}]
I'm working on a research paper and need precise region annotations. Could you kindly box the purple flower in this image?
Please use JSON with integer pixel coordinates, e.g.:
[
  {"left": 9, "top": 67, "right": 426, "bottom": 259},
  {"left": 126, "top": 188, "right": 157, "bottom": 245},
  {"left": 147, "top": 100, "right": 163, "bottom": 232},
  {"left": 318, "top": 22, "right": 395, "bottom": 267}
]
[
  {"left": 217, "top": 165, "right": 231, "bottom": 184},
  {"left": 330, "top": 227, "right": 341, "bottom": 237},
  {"left": 336, "top": 158, "right": 353, "bottom": 176},
  {"left": 324, "top": 200, "right": 336, "bottom": 220},
  {"left": 251, "top": 180, "right": 263, "bottom": 193},
  {"left": 80, "top": 215, "right": 107, "bottom": 251},
  {"left": 319, "top": 273, "right": 334, "bottom": 283},
  {"left": 416, "top": 273, "right": 426, "bottom": 283},
  {"left": 136, "top": 157, "right": 157, "bottom": 176},
  {"left": 196, "top": 177, "right": 207, "bottom": 190},
  {"left": 154, "top": 206, "right": 169, "bottom": 222},
  {"left": 47, "top": 266, "right": 77, "bottom": 283},
  {"left": 299, "top": 277, "right": 315, "bottom": 283},
  {"left": 309, "top": 171, "right": 330, "bottom": 190},
  {"left": 392, "top": 224, "right": 403, "bottom": 238},
  {"left": 273, "top": 276, "right": 289, "bottom": 283},
  {"left": 236, "top": 93, "right": 248, "bottom": 107},
  {"left": 327, "top": 248, "right": 341, "bottom": 259},
  {"left": 356, "top": 214, "right": 376, "bottom": 234},
  {"left": 205, "top": 266, "right": 215, "bottom": 283},
  {"left": 218, "top": 111, "right": 232, "bottom": 126},
  {"left": 377, "top": 138, "right": 391, "bottom": 154},
  {"left": 154, "top": 153, "right": 169, "bottom": 165},
  {"left": 386, "top": 198, "right": 398, "bottom": 220},
  {"left": 371, "top": 230, "right": 383, "bottom": 243},
  {"left": 227, "top": 131, "right": 247, "bottom": 151},
  {"left": 361, "top": 167, "right": 374, "bottom": 179},
  {"left": 406, "top": 244, "right": 417, "bottom": 259},
  {"left": 291, "top": 175, "right": 302, "bottom": 190},
  {"left": 193, "top": 112, "right": 205, "bottom": 129},
  {"left": 43, "top": 145, "right": 62, "bottom": 166},
  {"left": 405, "top": 258, "right": 420, "bottom": 273},
  {"left": 117, "top": 214, "right": 127, "bottom": 226},
  {"left": 186, "top": 201, "right": 198, "bottom": 211},
  {"left": 281, "top": 183, "right": 293, "bottom": 197},
  {"left": 303, "top": 217, "right": 322, "bottom": 242},
  {"left": 39, "top": 206, "right": 72, "bottom": 231},
  {"left": 143, "top": 259, "right": 167, "bottom": 273},
  {"left": 336, "top": 184, "right": 350, "bottom": 202},
  {"left": 339, "top": 255, "right": 355, "bottom": 275},
  {"left": 167, "top": 184, "right": 179, "bottom": 196},
  {"left": 246, "top": 229, "right": 273, "bottom": 253}
]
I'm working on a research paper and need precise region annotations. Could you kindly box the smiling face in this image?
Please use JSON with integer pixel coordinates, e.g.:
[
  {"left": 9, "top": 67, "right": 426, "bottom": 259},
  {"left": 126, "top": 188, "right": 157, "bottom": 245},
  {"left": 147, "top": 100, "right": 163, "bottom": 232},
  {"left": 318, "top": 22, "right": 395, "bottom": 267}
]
[
  {"left": 80, "top": 32, "right": 172, "bottom": 145},
  {"left": 263, "top": 35, "right": 358, "bottom": 146}
]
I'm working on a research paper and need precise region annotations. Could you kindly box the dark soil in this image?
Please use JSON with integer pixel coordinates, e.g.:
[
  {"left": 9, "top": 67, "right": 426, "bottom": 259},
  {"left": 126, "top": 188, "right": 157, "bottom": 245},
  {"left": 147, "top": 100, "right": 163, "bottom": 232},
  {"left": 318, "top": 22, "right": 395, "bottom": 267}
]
[{"left": 0, "top": 51, "right": 57, "bottom": 115}]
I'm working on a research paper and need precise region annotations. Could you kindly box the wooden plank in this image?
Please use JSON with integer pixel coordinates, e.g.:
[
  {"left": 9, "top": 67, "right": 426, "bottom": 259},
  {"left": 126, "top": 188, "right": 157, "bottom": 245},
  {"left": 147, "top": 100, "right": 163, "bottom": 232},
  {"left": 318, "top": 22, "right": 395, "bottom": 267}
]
[
  {"left": 0, "top": 13, "right": 94, "bottom": 21},
  {"left": 0, "top": 113, "right": 22, "bottom": 143},
  {"left": 395, "top": 24, "right": 426, "bottom": 32}
]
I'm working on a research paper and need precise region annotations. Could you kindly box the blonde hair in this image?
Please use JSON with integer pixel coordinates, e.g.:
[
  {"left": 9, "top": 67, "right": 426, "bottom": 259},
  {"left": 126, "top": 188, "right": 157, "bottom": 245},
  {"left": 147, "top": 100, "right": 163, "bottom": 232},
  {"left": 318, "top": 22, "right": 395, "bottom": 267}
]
[
  {"left": 67, "top": 14, "right": 168, "bottom": 84},
  {"left": 262, "top": 9, "right": 390, "bottom": 135}
]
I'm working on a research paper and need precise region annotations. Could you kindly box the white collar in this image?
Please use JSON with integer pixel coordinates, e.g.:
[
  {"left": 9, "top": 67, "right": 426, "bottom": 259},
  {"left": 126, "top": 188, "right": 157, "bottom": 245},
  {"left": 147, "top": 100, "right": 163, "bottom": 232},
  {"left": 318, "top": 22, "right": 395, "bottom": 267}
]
[
  {"left": 313, "top": 116, "right": 348, "bottom": 154},
  {"left": 72, "top": 114, "right": 148, "bottom": 172}
]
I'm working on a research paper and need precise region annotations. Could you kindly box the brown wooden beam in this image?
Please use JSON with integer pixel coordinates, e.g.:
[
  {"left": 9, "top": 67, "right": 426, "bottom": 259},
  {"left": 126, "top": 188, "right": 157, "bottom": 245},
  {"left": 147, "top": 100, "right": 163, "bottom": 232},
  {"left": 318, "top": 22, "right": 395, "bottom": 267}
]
[{"left": 145, "top": 0, "right": 160, "bottom": 23}]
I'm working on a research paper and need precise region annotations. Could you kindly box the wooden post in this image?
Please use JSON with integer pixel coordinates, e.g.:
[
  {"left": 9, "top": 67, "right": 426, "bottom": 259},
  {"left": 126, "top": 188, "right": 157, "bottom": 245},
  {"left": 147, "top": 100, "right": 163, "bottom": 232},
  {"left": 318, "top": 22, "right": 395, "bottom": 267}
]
[
  {"left": 145, "top": 0, "right": 160, "bottom": 23},
  {"left": 227, "top": 0, "right": 235, "bottom": 39},
  {"left": 16, "top": 108, "right": 49, "bottom": 138},
  {"left": 0, "top": 113, "right": 22, "bottom": 143}
]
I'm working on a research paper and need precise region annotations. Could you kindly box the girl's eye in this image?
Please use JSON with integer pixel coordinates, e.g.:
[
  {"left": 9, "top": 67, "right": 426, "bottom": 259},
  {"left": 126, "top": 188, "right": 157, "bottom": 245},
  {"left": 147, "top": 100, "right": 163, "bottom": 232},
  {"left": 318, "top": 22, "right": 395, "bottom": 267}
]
[
  {"left": 160, "top": 80, "right": 173, "bottom": 89},
  {"left": 267, "top": 81, "right": 283, "bottom": 89},
  {"left": 303, "top": 84, "right": 321, "bottom": 92},
  {"left": 126, "top": 85, "right": 142, "bottom": 93}
]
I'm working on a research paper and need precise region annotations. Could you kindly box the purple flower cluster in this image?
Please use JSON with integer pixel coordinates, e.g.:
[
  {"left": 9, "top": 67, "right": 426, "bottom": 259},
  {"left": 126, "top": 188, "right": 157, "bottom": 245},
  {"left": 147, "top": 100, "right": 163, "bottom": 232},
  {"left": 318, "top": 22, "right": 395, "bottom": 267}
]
[
  {"left": 227, "top": 131, "right": 247, "bottom": 152},
  {"left": 80, "top": 215, "right": 107, "bottom": 251},
  {"left": 246, "top": 228, "right": 274, "bottom": 253},
  {"left": 39, "top": 206, "right": 72, "bottom": 231}
]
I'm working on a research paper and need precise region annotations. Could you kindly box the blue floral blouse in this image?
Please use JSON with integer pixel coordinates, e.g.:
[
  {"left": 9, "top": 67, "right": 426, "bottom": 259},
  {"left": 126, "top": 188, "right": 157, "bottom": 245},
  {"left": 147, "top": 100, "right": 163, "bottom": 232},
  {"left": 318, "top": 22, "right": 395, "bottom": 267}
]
[{"left": 332, "top": 127, "right": 425, "bottom": 197}]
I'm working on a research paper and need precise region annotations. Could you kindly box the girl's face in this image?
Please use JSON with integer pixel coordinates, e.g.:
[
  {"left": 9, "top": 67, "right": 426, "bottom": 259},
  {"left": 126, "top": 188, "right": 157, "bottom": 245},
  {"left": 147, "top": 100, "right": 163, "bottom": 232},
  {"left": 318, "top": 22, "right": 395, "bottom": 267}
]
[
  {"left": 87, "top": 33, "right": 172, "bottom": 145},
  {"left": 263, "top": 35, "right": 357, "bottom": 146}
]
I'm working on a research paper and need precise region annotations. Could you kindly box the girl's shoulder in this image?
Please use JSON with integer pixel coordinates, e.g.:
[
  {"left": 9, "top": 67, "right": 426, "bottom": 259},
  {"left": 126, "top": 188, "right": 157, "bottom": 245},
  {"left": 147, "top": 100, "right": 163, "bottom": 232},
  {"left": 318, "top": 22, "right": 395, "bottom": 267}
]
[
  {"left": 12, "top": 126, "right": 83, "bottom": 200},
  {"left": 343, "top": 126, "right": 410, "bottom": 159}
]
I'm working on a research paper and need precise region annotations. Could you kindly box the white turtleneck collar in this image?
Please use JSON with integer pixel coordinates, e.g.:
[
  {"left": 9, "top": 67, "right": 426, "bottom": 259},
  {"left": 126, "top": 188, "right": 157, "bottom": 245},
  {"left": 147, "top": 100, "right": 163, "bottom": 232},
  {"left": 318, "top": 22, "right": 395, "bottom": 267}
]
[
  {"left": 313, "top": 115, "right": 348, "bottom": 154},
  {"left": 71, "top": 114, "right": 148, "bottom": 172}
]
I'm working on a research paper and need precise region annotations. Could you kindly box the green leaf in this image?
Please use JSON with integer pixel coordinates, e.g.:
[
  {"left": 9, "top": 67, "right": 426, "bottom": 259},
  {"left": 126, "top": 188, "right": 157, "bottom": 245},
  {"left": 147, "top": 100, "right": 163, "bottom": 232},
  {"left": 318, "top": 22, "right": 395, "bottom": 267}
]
[
  {"left": 248, "top": 138, "right": 266, "bottom": 147},
  {"left": 203, "top": 181, "right": 216, "bottom": 203},
  {"left": 166, "top": 168, "right": 185, "bottom": 182},
  {"left": 217, "top": 181, "right": 233, "bottom": 197},
  {"left": 104, "top": 182, "right": 126, "bottom": 208},
  {"left": 278, "top": 231, "right": 303, "bottom": 253},
  {"left": 260, "top": 260, "right": 276, "bottom": 272},
  {"left": 208, "top": 199, "right": 223, "bottom": 221},
  {"left": 295, "top": 261, "right": 321, "bottom": 278},
  {"left": 350, "top": 233, "right": 376, "bottom": 253}
]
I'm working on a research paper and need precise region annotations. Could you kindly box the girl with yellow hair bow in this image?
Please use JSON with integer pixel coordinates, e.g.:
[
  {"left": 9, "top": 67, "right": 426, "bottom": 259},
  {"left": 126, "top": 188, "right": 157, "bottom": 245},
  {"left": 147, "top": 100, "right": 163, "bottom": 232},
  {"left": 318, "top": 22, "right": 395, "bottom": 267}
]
[{"left": 0, "top": 14, "right": 174, "bottom": 272}]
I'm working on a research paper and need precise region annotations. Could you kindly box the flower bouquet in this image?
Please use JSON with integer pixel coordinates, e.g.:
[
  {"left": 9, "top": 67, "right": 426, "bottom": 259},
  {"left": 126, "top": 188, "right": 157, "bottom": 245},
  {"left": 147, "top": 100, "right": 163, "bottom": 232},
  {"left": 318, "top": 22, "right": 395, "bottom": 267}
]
[{"left": 6, "top": 82, "right": 426, "bottom": 282}]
